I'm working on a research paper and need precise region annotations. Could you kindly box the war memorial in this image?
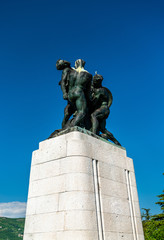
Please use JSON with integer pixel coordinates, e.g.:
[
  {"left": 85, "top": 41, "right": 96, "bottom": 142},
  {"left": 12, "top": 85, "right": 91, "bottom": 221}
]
[{"left": 23, "top": 59, "right": 144, "bottom": 240}]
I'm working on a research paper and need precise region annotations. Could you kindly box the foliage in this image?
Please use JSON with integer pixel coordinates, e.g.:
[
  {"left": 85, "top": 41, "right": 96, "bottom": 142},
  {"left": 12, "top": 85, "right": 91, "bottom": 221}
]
[
  {"left": 142, "top": 208, "right": 151, "bottom": 221},
  {"left": 142, "top": 173, "right": 164, "bottom": 240},
  {"left": 143, "top": 218, "right": 164, "bottom": 240},
  {"left": 0, "top": 217, "right": 25, "bottom": 240},
  {"left": 155, "top": 190, "right": 164, "bottom": 213}
]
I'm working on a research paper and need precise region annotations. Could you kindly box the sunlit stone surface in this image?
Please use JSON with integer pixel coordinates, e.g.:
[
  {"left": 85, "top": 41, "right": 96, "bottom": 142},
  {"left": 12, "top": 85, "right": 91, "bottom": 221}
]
[{"left": 23, "top": 128, "right": 144, "bottom": 240}]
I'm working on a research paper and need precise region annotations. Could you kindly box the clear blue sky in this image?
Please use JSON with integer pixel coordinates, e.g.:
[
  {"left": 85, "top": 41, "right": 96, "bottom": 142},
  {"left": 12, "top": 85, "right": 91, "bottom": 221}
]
[{"left": 0, "top": 0, "right": 163, "bottom": 216}]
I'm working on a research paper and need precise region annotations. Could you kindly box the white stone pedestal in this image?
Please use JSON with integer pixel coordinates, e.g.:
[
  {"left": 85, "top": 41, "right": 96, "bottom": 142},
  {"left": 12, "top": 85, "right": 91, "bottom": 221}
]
[{"left": 23, "top": 128, "right": 144, "bottom": 240}]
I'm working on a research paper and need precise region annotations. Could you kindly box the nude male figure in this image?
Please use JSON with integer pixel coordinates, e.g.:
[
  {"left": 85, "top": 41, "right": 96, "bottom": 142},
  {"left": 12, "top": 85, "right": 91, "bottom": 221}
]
[
  {"left": 56, "top": 59, "right": 75, "bottom": 128},
  {"left": 68, "top": 59, "right": 92, "bottom": 127},
  {"left": 91, "top": 74, "right": 121, "bottom": 146},
  {"left": 56, "top": 59, "right": 92, "bottom": 128}
]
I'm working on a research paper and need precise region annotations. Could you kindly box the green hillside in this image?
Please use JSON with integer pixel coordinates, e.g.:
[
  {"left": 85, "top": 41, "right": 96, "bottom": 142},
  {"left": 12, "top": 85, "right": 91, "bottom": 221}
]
[{"left": 0, "top": 217, "right": 25, "bottom": 240}]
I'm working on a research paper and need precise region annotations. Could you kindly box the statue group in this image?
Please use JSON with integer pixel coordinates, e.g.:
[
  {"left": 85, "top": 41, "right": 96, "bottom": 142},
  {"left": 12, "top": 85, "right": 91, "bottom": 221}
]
[{"left": 49, "top": 59, "right": 121, "bottom": 146}]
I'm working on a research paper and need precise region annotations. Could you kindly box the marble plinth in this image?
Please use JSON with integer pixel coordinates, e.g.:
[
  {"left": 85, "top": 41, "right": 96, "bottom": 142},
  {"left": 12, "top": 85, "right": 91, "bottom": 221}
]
[{"left": 23, "top": 128, "right": 144, "bottom": 240}]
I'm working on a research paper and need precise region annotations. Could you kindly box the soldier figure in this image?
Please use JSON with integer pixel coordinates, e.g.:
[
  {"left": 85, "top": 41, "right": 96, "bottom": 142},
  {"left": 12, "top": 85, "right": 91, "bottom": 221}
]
[{"left": 91, "top": 74, "right": 121, "bottom": 146}]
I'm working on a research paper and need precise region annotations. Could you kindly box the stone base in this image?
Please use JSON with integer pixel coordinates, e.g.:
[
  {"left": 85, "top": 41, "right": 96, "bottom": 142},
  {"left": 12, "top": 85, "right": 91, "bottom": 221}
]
[{"left": 23, "top": 128, "right": 144, "bottom": 240}]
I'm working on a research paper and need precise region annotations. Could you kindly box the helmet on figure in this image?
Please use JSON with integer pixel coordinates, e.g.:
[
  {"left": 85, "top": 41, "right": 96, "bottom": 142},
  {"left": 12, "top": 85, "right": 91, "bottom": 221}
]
[{"left": 93, "top": 74, "right": 103, "bottom": 86}]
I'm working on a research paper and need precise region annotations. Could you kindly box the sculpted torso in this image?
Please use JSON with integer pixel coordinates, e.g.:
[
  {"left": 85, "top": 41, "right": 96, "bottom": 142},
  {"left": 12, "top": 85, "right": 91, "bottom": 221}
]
[
  {"left": 92, "top": 87, "right": 111, "bottom": 110},
  {"left": 68, "top": 69, "right": 92, "bottom": 102}
]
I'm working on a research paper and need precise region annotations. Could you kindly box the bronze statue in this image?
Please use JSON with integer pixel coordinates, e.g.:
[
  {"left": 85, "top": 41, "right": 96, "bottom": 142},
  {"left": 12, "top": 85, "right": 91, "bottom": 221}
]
[
  {"left": 90, "top": 74, "right": 121, "bottom": 146},
  {"left": 67, "top": 59, "right": 92, "bottom": 127},
  {"left": 56, "top": 59, "right": 75, "bottom": 128},
  {"left": 49, "top": 59, "right": 121, "bottom": 146},
  {"left": 57, "top": 59, "right": 92, "bottom": 128}
]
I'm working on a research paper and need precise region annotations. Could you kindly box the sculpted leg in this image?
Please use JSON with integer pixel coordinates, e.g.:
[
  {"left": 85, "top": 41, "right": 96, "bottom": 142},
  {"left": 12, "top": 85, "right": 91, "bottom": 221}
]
[
  {"left": 91, "top": 107, "right": 107, "bottom": 135},
  {"left": 103, "top": 129, "right": 121, "bottom": 146},
  {"left": 100, "top": 120, "right": 121, "bottom": 146},
  {"left": 99, "top": 118, "right": 121, "bottom": 146},
  {"left": 62, "top": 103, "right": 74, "bottom": 129},
  {"left": 91, "top": 113, "right": 100, "bottom": 134},
  {"left": 70, "top": 94, "right": 87, "bottom": 127}
]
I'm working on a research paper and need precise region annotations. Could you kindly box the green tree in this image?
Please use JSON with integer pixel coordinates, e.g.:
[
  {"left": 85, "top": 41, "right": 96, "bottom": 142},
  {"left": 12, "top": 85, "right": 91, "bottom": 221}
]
[
  {"left": 156, "top": 190, "right": 164, "bottom": 213},
  {"left": 143, "top": 220, "right": 164, "bottom": 240},
  {"left": 142, "top": 208, "right": 151, "bottom": 221},
  {"left": 142, "top": 173, "right": 164, "bottom": 240},
  {"left": 152, "top": 174, "right": 164, "bottom": 222}
]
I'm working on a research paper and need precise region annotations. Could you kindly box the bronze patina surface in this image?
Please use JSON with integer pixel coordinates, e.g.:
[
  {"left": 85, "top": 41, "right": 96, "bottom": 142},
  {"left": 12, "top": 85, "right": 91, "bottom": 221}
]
[{"left": 49, "top": 59, "right": 121, "bottom": 146}]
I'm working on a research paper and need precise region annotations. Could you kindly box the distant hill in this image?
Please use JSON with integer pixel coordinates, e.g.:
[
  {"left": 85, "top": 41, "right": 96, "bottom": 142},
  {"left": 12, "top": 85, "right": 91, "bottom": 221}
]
[{"left": 0, "top": 217, "right": 25, "bottom": 240}]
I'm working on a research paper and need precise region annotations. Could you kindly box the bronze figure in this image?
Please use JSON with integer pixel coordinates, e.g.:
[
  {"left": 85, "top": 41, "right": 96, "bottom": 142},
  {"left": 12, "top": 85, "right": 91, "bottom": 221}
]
[{"left": 49, "top": 59, "right": 121, "bottom": 146}]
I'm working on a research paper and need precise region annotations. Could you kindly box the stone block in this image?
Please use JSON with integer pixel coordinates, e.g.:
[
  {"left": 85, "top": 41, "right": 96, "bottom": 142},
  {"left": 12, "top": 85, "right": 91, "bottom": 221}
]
[
  {"left": 60, "top": 156, "right": 92, "bottom": 175},
  {"left": 117, "top": 233, "right": 134, "bottom": 240},
  {"left": 129, "top": 171, "right": 137, "bottom": 186},
  {"left": 103, "top": 232, "right": 118, "bottom": 240},
  {"left": 103, "top": 213, "right": 133, "bottom": 233},
  {"left": 131, "top": 185, "right": 139, "bottom": 202},
  {"left": 23, "top": 232, "right": 57, "bottom": 240},
  {"left": 104, "top": 232, "right": 134, "bottom": 240},
  {"left": 25, "top": 198, "right": 36, "bottom": 216},
  {"left": 138, "top": 234, "right": 145, "bottom": 240},
  {"left": 65, "top": 131, "right": 87, "bottom": 141},
  {"left": 31, "top": 156, "right": 92, "bottom": 182},
  {"left": 126, "top": 157, "right": 134, "bottom": 172},
  {"left": 133, "top": 201, "right": 142, "bottom": 217},
  {"left": 56, "top": 231, "right": 98, "bottom": 240},
  {"left": 28, "top": 175, "right": 65, "bottom": 198},
  {"left": 67, "top": 139, "right": 93, "bottom": 158},
  {"left": 65, "top": 210, "right": 97, "bottom": 230},
  {"left": 39, "top": 134, "right": 66, "bottom": 150},
  {"left": 24, "top": 212, "right": 65, "bottom": 233},
  {"left": 59, "top": 191, "right": 96, "bottom": 211},
  {"left": 29, "top": 164, "right": 40, "bottom": 182},
  {"left": 93, "top": 139, "right": 126, "bottom": 163},
  {"left": 30, "top": 160, "right": 60, "bottom": 181},
  {"left": 101, "top": 195, "right": 130, "bottom": 216},
  {"left": 135, "top": 217, "right": 144, "bottom": 235},
  {"left": 100, "top": 177, "right": 128, "bottom": 199},
  {"left": 98, "top": 161, "right": 126, "bottom": 183},
  {"left": 32, "top": 136, "right": 67, "bottom": 165},
  {"left": 65, "top": 173, "right": 94, "bottom": 192},
  {"left": 23, "top": 233, "right": 33, "bottom": 240},
  {"left": 26, "top": 194, "right": 59, "bottom": 215}
]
